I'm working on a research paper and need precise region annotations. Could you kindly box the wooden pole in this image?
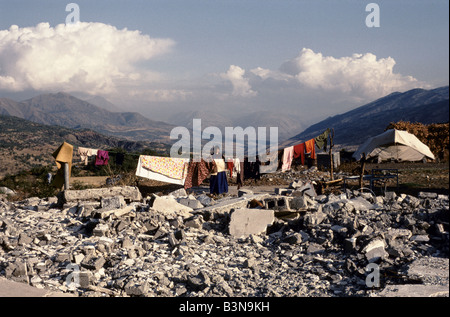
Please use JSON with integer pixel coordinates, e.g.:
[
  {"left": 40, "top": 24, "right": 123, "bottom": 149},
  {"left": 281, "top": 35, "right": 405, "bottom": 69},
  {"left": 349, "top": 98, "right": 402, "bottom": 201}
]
[
  {"left": 64, "top": 162, "right": 70, "bottom": 190},
  {"left": 359, "top": 153, "right": 366, "bottom": 190},
  {"left": 329, "top": 129, "right": 335, "bottom": 181}
]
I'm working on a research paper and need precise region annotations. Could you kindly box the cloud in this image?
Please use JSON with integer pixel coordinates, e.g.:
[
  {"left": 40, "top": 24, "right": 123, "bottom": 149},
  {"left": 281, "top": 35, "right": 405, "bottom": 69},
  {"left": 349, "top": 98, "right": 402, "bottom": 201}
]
[
  {"left": 0, "top": 22, "right": 174, "bottom": 95},
  {"left": 227, "top": 48, "right": 424, "bottom": 103},
  {"left": 213, "top": 48, "right": 427, "bottom": 125},
  {"left": 278, "top": 48, "right": 423, "bottom": 99},
  {"left": 220, "top": 65, "right": 257, "bottom": 97}
]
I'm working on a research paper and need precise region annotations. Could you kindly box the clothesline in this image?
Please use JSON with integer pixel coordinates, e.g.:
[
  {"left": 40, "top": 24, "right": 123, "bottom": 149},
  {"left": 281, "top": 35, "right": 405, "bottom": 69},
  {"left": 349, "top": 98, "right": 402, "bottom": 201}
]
[
  {"left": 71, "top": 126, "right": 331, "bottom": 163},
  {"left": 50, "top": 127, "right": 332, "bottom": 193},
  {"left": 61, "top": 127, "right": 332, "bottom": 169}
]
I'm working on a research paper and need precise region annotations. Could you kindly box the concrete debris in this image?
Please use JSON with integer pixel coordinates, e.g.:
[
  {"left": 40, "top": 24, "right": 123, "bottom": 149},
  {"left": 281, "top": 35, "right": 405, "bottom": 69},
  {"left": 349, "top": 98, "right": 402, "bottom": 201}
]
[
  {"left": 229, "top": 208, "right": 275, "bottom": 237},
  {"left": 0, "top": 183, "right": 448, "bottom": 297},
  {"left": 149, "top": 194, "right": 193, "bottom": 218},
  {"left": 60, "top": 186, "right": 142, "bottom": 204},
  {"left": 0, "top": 187, "right": 16, "bottom": 196}
]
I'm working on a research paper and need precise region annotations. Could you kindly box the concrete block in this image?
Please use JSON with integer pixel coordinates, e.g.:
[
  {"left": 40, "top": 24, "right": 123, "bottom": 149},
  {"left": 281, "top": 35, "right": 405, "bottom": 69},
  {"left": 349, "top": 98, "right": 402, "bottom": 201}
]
[
  {"left": 101, "top": 196, "right": 125, "bottom": 210},
  {"left": 264, "top": 196, "right": 291, "bottom": 211},
  {"left": 362, "top": 239, "right": 387, "bottom": 263},
  {"left": 289, "top": 196, "right": 308, "bottom": 210},
  {"left": 229, "top": 208, "right": 275, "bottom": 238},
  {"left": 61, "top": 186, "right": 142, "bottom": 204},
  {"left": 81, "top": 255, "right": 106, "bottom": 271},
  {"left": 274, "top": 188, "right": 293, "bottom": 195}
]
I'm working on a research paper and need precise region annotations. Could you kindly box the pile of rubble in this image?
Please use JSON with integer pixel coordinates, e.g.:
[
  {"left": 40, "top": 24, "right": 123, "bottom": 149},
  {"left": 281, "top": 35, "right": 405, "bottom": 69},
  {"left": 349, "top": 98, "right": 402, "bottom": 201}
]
[{"left": 0, "top": 182, "right": 448, "bottom": 297}]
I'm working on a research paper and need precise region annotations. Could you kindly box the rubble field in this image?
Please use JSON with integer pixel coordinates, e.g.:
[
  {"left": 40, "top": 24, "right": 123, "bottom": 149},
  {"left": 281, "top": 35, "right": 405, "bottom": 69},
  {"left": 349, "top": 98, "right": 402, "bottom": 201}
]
[{"left": 0, "top": 165, "right": 448, "bottom": 297}]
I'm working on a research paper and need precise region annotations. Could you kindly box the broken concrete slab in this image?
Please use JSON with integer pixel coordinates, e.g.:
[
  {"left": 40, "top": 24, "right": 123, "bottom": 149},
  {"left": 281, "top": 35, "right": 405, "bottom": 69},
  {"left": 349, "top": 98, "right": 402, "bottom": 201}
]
[
  {"left": 60, "top": 186, "right": 142, "bottom": 204},
  {"left": 196, "top": 193, "right": 270, "bottom": 216},
  {"left": 375, "top": 284, "right": 449, "bottom": 297},
  {"left": 149, "top": 195, "right": 193, "bottom": 218},
  {"left": 177, "top": 195, "right": 204, "bottom": 209},
  {"left": 229, "top": 208, "right": 275, "bottom": 238},
  {"left": 406, "top": 256, "right": 449, "bottom": 285},
  {"left": 95, "top": 204, "right": 135, "bottom": 219}
]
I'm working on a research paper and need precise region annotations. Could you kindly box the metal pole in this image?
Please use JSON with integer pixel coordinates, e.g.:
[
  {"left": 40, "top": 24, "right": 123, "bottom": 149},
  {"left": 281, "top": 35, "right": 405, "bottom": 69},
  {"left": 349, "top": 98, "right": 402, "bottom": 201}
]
[{"left": 64, "top": 163, "right": 70, "bottom": 190}]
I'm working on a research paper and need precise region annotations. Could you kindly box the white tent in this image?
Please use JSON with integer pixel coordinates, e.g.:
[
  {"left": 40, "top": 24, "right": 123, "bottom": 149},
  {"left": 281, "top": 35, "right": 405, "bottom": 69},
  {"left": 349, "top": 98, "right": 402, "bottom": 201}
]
[{"left": 353, "top": 129, "right": 435, "bottom": 162}]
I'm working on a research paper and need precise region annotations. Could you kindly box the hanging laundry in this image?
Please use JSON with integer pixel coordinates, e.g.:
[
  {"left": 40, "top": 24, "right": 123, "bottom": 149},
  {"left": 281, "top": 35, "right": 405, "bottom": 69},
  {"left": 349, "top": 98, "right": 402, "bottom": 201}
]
[
  {"left": 282, "top": 146, "right": 294, "bottom": 171},
  {"left": 51, "top": 142, "right": 73, "bottom": 189},
  {"left": 184, "top": 159, "right": 216, "bottom": 189},
  {"left": 293, "top": 143, "right": 306, "bottom": 165},
  {"left": 314, "top": 128, "right": 330, "bottom": 151},
  {"left": 95, "top": 150, "right": 109, "bottom": 166},
  {"left": 78, "top": 147, "right": 98, "bottom": 165},
  {"left": 304, "top": 139, "right": 316, "bottom": 160},
  {"left": 237, "top": 160, "right": 244, "bottom": 189},
  {"left": 136, "top": 156, "right": 187, "bottom": 185},
  {"left": 232, "top": 157, "right": 241, "bottom": 176},
  {"left": 226, "top": 160, "right": 234, "bottom": 177},
  {"left": 141, "top": 156, "right": 188, "bottom": 180},
  {"left": 210, "top": 158, "right": 228, "bottom": 195}
]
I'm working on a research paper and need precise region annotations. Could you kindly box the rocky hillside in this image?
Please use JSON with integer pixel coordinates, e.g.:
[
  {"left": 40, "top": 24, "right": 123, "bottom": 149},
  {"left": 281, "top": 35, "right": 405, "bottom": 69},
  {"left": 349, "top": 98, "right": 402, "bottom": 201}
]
[
  {"left": 0, "top": 92, "right": 175, "bottom": 143},
  {"left": 282, "top": 86, "right": 449, "bottom": 148},
  {"left": 0, "top": 115, "right": 169, "bottom": 177}
]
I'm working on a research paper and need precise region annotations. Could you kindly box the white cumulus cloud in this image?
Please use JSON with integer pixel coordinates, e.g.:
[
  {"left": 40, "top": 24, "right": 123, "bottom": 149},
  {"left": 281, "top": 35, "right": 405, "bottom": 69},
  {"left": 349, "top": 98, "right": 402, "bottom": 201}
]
[
  {"left": 278, "top": 48, "right": 423, "bottom": 99},
  {"left": 0, "top": 22, "right": 175, "bottom": 95},
  {"left": 221, "top": 65, "right": 257, "bottom": 97}
]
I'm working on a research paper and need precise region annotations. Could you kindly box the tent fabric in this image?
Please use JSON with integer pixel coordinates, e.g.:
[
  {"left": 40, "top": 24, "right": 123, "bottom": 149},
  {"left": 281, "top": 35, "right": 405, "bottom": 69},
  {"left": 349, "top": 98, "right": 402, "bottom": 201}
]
[{"left": 353, "top": 129, "right": 435, "bottom": 162}]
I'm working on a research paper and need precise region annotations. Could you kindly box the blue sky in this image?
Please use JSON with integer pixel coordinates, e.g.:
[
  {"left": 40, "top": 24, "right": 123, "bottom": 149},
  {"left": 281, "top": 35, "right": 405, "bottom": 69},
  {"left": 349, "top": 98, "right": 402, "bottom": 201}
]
[{"left": 0, "top": 0, "right": 448, "bottom": 130}]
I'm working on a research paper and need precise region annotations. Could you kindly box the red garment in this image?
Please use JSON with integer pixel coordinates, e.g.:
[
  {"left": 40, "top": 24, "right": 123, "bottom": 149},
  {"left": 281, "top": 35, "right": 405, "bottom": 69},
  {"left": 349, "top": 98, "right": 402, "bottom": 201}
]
[
  {"left": 226, "top": 161, "right": 234, "bottom": 177},
  {"left": 304, "top": 139, "right": 316, "bottom": 160},
  {"left": 293, "top": 143, "right": 306, "bottom": 165},
  {"left": 184, "top": 159, "right": 216, "bottom": 189}
]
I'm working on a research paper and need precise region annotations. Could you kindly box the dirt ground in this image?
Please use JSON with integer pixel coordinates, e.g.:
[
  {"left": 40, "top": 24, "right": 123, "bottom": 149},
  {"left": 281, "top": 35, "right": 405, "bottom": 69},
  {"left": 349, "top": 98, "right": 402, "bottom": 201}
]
[{"left": 70, "top": 161, "right": 449, "bottom": 198}]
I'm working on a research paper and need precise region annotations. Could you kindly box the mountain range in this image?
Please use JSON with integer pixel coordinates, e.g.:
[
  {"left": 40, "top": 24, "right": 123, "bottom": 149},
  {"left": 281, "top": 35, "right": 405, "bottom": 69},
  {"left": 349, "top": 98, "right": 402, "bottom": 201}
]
[
  {"left": 281, "top": 86, "right": 449, "bottom": 149},
  {"left": 0, "top": 92, "right": 175, "bottom": 143},
  {"left": 1, "top": 86, "right": 449, "bottom": 155}
]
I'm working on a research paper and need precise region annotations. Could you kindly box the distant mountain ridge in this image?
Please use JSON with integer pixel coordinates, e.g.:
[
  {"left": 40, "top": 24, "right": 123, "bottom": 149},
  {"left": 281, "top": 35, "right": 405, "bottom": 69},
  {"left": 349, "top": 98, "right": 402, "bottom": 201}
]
[
  {"left": 1, "top": 87, "right": 448, "bottom": 152},
  {"left": 169, "top": 110, "right": 303, "bottom": 142},
  {"left": 0, "top": 92, "right": 175, "bottom": 143},
  {"left": 282, "top": 86, "right": 449, "bottom": 148}
]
